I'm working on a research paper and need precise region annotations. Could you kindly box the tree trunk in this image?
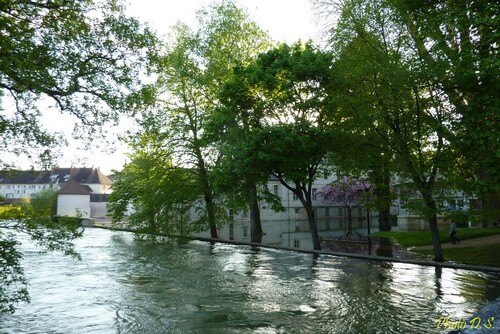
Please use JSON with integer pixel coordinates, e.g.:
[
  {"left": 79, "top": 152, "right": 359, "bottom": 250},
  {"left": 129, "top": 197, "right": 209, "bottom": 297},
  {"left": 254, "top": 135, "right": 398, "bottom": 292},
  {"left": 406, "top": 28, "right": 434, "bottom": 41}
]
[
  {"left": 480, "top": 190, "right": 500, "bottom": 227},
  {"left": 195, "top": 146, "right": 218, "bottom": 239},
  {"left": 305, "top": 204, "right": 321, "bottom": 250},
  {"left": 378, "top": 206, "right": 392, "bottom": 231},
  {"left": 428, "top": 214, "right": 444, "bottom": 262},
  {"left": 276, "top": 177, "right": 321, "bottom": 251},
  {"left": 424, "top": 195, "right": 444, "bottom": 262},
  {"left": 250, "top": 185, "right": 263, "bottom": 243},
  {"left": 205, "top": 192, "right": 218, "bottom": 239},
  {"left": 346, "top": 206, "right": 353, "bottom": 237},
  {"left": 373, "top": 166, "right": 392, "bottom": 231}
]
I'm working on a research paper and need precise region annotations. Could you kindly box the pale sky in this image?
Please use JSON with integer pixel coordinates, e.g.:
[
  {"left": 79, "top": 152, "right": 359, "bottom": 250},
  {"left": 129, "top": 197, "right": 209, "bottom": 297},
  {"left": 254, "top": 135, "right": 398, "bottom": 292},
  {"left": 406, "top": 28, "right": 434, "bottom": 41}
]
[
  {"left": 27, "top": 0, "right": 320, "bottom": 174},
  {"left": 126, "top": 0, "right": 318, "bottom": 43}
]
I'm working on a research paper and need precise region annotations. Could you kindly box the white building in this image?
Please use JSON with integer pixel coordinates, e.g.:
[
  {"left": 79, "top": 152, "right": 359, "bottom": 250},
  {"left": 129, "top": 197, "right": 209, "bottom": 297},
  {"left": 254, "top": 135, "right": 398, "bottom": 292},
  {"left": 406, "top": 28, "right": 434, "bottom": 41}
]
[
  {"left": 193, "top": 174, "right": 380, "bottom": 250},
  {"left": 57, "top": 180, "right": 93, "bottom": 218},
  {"left": 0, "top": 167, "right": 112, "bottom": 219}
]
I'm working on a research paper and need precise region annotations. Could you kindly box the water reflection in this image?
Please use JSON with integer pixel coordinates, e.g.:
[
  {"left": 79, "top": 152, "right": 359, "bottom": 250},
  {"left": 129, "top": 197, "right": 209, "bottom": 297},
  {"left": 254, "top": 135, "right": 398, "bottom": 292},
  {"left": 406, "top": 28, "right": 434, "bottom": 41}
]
[{"left": 1, "top": 228, "right": 499, "bottom": 334}]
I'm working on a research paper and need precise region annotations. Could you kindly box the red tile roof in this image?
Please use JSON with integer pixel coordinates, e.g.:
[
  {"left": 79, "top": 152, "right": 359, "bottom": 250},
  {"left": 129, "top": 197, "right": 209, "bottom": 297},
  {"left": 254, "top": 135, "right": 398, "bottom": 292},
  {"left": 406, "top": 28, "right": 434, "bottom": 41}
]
[{"left": 58, "top": 180, "right": 93, "bottom": 195}]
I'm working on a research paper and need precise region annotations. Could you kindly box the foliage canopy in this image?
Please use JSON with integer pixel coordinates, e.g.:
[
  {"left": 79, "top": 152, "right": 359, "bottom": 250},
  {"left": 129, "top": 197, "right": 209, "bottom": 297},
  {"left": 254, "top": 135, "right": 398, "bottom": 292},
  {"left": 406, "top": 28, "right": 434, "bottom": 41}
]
[{"left": 0, "top": 0, "right": 156, "bottom": 167}]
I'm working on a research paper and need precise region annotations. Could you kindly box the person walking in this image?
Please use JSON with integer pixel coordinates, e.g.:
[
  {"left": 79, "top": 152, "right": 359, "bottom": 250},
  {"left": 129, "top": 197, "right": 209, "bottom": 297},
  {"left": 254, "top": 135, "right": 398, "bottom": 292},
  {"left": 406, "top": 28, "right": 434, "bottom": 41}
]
[{"left": 450, "top": 221, "right": 460, "bottom": 244}]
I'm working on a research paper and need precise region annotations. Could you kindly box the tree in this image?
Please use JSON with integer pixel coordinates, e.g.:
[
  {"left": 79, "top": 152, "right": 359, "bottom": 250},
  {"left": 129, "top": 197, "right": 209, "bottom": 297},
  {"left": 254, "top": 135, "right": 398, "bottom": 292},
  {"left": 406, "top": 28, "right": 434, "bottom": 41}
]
[
  {"left": 108, "top": 128, "right": 199, "bottom": 240},
  {"left": 389, "top": 0, "right": 500, "bottom": 226},
  {"left": 263, "top": 123, "right": 334, "bottom": 251},
  {"left": 313, "top": 0, "right": 460, "bottom": 261},
  {"left": 147, "top": 0, "right": 270, "bottom": 238},
  {"left": 212, "top": 62, "right": 271, "bottom": 243},
  {"left": 319, "top": 177, "right": 369, "bottom": 236},
  {"left": 234, "top": 121, "right": 334, "bottom": 250},
  {"left": 0, "top": 0, "right": 156, "bottom": 167},
  {"left": 0, "top": 0, "right": 155, "bottom": 313},
  {"left": 1, "top": 192, "right": 82, "bottom": 313},
  {"left": 210, "top": 140, "right": 277, "bottom": 243},
  {"left": 217, "top": 42, "right": 335, "bottom": 250},
  {"left": 314, "top": 0, "right": 499, "bottom": 256}
]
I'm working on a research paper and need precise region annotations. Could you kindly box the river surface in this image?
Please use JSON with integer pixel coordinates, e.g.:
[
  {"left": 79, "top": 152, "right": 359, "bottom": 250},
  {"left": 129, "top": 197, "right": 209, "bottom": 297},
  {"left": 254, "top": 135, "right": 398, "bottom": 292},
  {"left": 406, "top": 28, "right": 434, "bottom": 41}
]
[{"left": 1, "top": 228, "right": 499, "bottom": 334}]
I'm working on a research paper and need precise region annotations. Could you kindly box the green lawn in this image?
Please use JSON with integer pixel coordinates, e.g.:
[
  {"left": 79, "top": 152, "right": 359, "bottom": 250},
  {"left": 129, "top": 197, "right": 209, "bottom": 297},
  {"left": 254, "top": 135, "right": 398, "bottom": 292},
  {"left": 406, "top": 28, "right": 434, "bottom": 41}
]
[
  {"left": 417, "top": 244, "right": 500, "bottom": 268},
  {"left": 374, "top": 228, "right": 500, "bottom": 267},
  {"left": 375, "top": 227, "right": 500, "bottom": 247}
]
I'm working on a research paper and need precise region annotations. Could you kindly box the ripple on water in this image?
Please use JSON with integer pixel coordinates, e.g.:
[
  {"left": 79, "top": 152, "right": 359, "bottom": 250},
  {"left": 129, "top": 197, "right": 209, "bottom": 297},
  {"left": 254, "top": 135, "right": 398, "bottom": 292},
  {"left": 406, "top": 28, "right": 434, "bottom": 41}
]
[{"left": 1, "top": 228, "right": 499, "bottom": 334}]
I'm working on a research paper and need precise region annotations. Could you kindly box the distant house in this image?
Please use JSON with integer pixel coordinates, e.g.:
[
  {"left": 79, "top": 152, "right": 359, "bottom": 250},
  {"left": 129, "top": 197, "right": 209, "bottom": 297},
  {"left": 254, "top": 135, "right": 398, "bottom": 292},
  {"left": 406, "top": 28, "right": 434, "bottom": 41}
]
[
  {"left": 57, "top": 180, "right": 93, "bottom": 218},
  {"left": 0, "top": 167, "right": 112, "bottom": 219},
  {"left": 0, "top": 169, "right": 51, "bottom": 200}
]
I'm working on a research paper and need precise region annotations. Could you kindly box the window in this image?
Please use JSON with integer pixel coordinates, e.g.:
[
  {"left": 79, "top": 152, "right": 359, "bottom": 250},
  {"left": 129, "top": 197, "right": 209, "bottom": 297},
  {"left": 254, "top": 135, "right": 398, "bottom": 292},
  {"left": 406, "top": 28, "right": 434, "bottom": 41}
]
[
  {"left": 242, "top": 226, "right": 248, "bottom": 238},
  {"left": 293, "top": 192, "right": 298, "bottom": 200},
  {"left": 312, "top": 188, "right": 317, "bottom": 200},
  {"left": 229, "top": 223, "right": 234, "bottom": 240},
  {"left": 325, "top": 207, "right": 330, "bottom": 217},
  {"left": 325, "top": 220, "right": 331, "bottom": 230},
  {"left": 294, "top": 208, "right": 300, "bottom": 214},
  {"left": 273, "top": 185, "right": 279, "bottom": 196},
  {"left": 338, "top": 207, "right": 344, "bottom": 216},
  {"left": 293, "top": 239, "right": 300, "bottom": 248}
]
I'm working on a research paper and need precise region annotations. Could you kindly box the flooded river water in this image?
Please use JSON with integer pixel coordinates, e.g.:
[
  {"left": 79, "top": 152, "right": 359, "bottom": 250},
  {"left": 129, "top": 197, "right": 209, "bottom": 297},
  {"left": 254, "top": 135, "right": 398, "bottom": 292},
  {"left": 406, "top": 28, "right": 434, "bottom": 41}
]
[{"left": 1, "top": 228, "right": 499, "bottom": 333}]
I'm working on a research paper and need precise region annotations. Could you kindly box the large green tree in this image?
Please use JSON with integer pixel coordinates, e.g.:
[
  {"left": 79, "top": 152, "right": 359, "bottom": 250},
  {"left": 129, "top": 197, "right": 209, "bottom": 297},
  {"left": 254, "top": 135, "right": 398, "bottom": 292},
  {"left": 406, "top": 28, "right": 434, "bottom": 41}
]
[
  {"left": 314, "top": 0, "right": 499, "bottom": 226},
  {"left": 254, "top": 122, "right": 335, "bottom": 250},
  {"left": 0, "top": 0, "right": 156, "bottom": 166},
  {"left": 0, "top": 0, "right": 155, "bottom": 313},
  {"left": 390, "top": 0, "right": 500, "bottom": 226},
  {"left": 315, "top": 0, "right": 453, "bottom": 261},
  {"left": 108, "top": 127, "right": 199, "bottom": 239},
  {"left": 217, "top": 43, "right": 335, "bottom": 250},
  {"left": 146, "top": 0, "right": 270, "bottom": 238},
  {"left": 212, "top": 62, "right": 271, "bottom": 243}
]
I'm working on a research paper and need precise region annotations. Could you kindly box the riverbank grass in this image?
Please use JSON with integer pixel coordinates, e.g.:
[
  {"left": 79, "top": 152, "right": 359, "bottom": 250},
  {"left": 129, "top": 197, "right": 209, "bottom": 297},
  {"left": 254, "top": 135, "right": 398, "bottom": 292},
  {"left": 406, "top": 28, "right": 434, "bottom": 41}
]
[
  {"left": 416, "top": 244, "right": 500, "bottom": 268},
  {"left": 375, "top": 228, "right": 500, "bottom": 267}
]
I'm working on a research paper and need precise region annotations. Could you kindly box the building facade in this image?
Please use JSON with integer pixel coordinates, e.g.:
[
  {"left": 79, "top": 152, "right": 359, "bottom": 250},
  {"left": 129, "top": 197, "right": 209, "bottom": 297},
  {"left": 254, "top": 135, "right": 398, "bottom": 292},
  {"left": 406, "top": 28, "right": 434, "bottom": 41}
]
[
  {"left": 0, "top": 167, "right": 112, "bottom": 219},
  {"left": 193, "top": 174, "right": 380, "bottom": 250}
]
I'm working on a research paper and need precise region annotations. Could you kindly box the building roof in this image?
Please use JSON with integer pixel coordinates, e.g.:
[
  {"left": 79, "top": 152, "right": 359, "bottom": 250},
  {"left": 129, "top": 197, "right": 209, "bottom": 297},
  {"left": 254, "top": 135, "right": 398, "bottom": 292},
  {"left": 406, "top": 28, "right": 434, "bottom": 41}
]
[
  {"left": 0, "top": 167, "right": 112, "bottom": 185},
  {"left": 0, "top": 169, "right": 46, "bottom": 184},
  {"left": 58, "top": 180, "right": 93, "bottom": 195}
]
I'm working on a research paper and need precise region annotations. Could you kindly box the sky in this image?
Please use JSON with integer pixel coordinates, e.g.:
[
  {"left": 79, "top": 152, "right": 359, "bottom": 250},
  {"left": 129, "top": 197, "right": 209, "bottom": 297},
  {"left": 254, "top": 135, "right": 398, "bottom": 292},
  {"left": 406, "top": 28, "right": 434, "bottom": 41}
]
[
  {"left": 29, "top": 0, "right": 322, "bottom": 174},
  {"left": 126, "top": 0, "right": 319, "bottom": 43}
]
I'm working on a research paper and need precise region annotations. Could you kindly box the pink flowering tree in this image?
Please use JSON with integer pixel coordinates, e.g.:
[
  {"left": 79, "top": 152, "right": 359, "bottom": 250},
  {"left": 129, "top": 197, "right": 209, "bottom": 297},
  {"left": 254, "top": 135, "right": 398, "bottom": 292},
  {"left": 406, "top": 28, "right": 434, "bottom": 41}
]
[{"left": 318, "top": 177, "right": 370, "bottom": 236}]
